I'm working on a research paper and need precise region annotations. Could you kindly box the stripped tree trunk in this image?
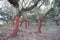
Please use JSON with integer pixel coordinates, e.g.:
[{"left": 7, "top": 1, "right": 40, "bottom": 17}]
[
  {"left": 38, "top": 18, "right": 43, "bottom": 33},
  {"left": 12, "top": 16, "right": 20, "bottom": 37}
]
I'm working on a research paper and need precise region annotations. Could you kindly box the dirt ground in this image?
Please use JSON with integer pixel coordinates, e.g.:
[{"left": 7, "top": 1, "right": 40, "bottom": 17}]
[{"left": 0, "top": 21, "right": 60, "bottom": 40}]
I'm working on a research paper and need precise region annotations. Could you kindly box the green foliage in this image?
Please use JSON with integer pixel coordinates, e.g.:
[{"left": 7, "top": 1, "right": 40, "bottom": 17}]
[
  {"left": 43, "top": 8, "right": 54, "bottom": 19},
  {"left": 0, "top": 11, "right": 12, "bottom": 21},
  {"left": 44, "top": 0, "right": 50, "bottom": 6},
  {"left": 33, "top": 7, "right": 41, "bottom": 14},
  {"left": 55, "top": 0, "right": 60, "bottom": 7}
]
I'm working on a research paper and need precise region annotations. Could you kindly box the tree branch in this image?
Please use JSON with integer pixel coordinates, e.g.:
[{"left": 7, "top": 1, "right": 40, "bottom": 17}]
[
  {"left": 22, "top": 0, "right": 41, "bottom": 12},
  {"left": 39, "top": 0, "right": 46, "bottom": 8}
]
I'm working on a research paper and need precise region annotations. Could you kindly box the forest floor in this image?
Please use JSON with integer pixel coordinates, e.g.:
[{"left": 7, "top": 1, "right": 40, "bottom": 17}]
[{"left": 0, "top": 21, "right": 60, "bottom": 40}]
